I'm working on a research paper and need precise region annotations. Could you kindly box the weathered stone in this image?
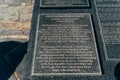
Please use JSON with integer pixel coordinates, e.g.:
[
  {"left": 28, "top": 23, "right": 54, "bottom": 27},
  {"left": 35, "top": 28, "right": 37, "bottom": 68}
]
[
  {"left": 0, "top": 4, "right": 32, "bottom": 42},
  {"left": 95, "top": 0, "right": 120, "bottom": 60},
  {"left": 0, "top": 29, "right": 29, "bottom": 36},
  {"left": 0, "top": 1, "right": 33, "bottom": 80},
  {"left": 0, "top": 6, "right": 19, "bottom": 21},
  {"left": 22, "top": 0, "right": 120, "bottom": 80},
  {"left": 20, "top": 13, "right": 32, "bottom": 21},
  {"left": 0, "top": 0, "right": 5, "bottom": 6},
  {"left": 0, "top": 5, "right": 33, "bottom": 21},
  {"left": 8, "top": 75, "right": 16, "bottom": 80},
  {"left": 32, "top": 13, "right": 101, "bottom": 76},
  {"left": 5, "top": 0, "right": 31, "bottom": 5},
  {"left": 0, "top": 21, "right": 30, "bottom": 42},
  {"left": 40, "top": 0, "right": 89, "bottom": 8},
  {"left": 19, "top": 5, "right": 33, "bottom": 21},
  {"left": 0, "top": 21, "right": 30, "bottom": 30}
]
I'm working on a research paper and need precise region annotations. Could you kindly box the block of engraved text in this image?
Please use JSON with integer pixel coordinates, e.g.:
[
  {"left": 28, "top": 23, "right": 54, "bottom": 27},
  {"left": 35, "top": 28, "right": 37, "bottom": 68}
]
[{"left": 31, "top": 13, "right": 102, "bottom": 76}]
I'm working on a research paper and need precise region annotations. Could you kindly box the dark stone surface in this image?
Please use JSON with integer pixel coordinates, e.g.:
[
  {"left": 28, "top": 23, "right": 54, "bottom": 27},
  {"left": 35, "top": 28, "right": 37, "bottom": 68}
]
[
  {"left": 8, "top": 0, "right": 120, "bottom": 80},
  {"left": 95, "top": 0, "right": 120, "bottom": 60},
  {"left": 40, "top": 0, "right": 89, "bottom": 8},
  {"left": 31, "top": 13, "right": 101, "bottom": 76}
]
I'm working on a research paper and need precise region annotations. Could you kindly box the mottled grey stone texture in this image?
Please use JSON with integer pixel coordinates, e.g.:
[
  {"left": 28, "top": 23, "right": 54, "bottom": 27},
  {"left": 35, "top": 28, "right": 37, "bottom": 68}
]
[
  {"left": 0, "top": 5, "right": 33, "bottom": 21},
  {"left": 0, "top": 7, "right": 19, "bottom": 21},
  {"left": 40, "top": 0, "right": 89, "bottom": 8},
  {"left": 0, "top": 0, "right": 5, "bottom": 5},
  {"left": 1, "top": 0, "right": 119, "bottom": 80},
  {"left": 5, "top": 0, "right": 31, "bottom": 5},
  {"left": 95, "top": 0, "right": 120, "bottom": 60}
]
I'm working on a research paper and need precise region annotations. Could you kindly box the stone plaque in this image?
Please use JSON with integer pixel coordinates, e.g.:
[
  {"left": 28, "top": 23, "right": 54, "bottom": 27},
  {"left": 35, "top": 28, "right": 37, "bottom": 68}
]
[
  {"left": 95, "top": 0, "right": 120, "bottom": 60},
  {"left": 31, "top": 13, "right": 101, "bottom": 76},
  {"left": 40, "top": 0, "right": 89, "bottom": 8}
]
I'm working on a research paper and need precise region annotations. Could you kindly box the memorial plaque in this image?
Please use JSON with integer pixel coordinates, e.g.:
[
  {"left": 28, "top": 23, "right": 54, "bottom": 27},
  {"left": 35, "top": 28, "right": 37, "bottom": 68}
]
[
  {"left": 31, "top": 13, "right": 101, "bottom": 76},
  {"left": 96, "top": 0, "right": 120, "bottom": 7},
  {"left": 95, "top": 0, "right": 120, "bottom": 60},
  {"left": 40, "top": 0, "right": 89, "bottom": 8},
  {"left": 20, "top": 0, "right": 120, "bottom": 80}
]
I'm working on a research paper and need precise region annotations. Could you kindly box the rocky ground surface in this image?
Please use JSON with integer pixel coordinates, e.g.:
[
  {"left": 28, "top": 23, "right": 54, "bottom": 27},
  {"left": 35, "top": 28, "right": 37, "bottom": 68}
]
[
  {"left": 0, "top": 2, "right": 34, "bottom": 42},
  {"left": 0, "top": 1, "right": 34, "bottom": 80}
]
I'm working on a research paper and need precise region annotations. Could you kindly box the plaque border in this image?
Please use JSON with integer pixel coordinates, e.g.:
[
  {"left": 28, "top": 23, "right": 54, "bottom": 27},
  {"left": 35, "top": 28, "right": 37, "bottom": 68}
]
[
  {"left": 31, "top": 13, "right": 102, "bottom": 76},
  {"left": 94, "top": 0, "right": 120, "bottom": 61},
  {"left": 40, "top": 0, "right": 89, "bottom": 8}
]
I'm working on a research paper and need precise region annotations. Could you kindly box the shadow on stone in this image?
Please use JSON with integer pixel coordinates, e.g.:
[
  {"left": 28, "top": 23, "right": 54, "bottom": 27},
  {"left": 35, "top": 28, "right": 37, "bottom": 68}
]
[
  {"left": 115, "top": 62, "right": 120, "bottom": 80},
  {"left": 0, "top": 41, "right": 28, "bottom": 80}
]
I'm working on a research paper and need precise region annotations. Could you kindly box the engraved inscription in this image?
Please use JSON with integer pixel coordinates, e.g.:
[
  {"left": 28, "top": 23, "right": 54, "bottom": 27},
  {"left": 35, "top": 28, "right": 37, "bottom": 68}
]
[
  {"left": 96, "top": 0, "right": 120, "bottom": 7},
  {"left": 31, "top": 13, "right": 101, "bottom": 76},
  {"left": 40, "top": 0, "right": 89, "bottom": 7},
  {"left": 95, "top": 0, "right": 120, "bottom": 60}
]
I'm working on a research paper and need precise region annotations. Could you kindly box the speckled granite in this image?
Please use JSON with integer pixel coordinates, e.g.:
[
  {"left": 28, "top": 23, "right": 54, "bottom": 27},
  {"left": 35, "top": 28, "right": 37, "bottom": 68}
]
[
  {"left": 18, "top": 0, "right": 120, "bottom": 80},
  {"left": 2, "top": 0, "right": 120, "bottom": 80}
]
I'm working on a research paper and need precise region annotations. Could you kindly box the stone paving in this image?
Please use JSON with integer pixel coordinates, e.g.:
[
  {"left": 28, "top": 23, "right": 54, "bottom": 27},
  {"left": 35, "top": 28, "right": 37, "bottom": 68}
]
[
  {"left": 0, "top": 0, "right": 34, "bottom": 80},
  {"left": 0, "top": 0, "right": 31, "bottom": 5},
  {"left": 0, "top": 1, "right": 33, "bottom": 42},
  {"left": 0, "top": 21, "right": 30, "bottom": 42}
]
